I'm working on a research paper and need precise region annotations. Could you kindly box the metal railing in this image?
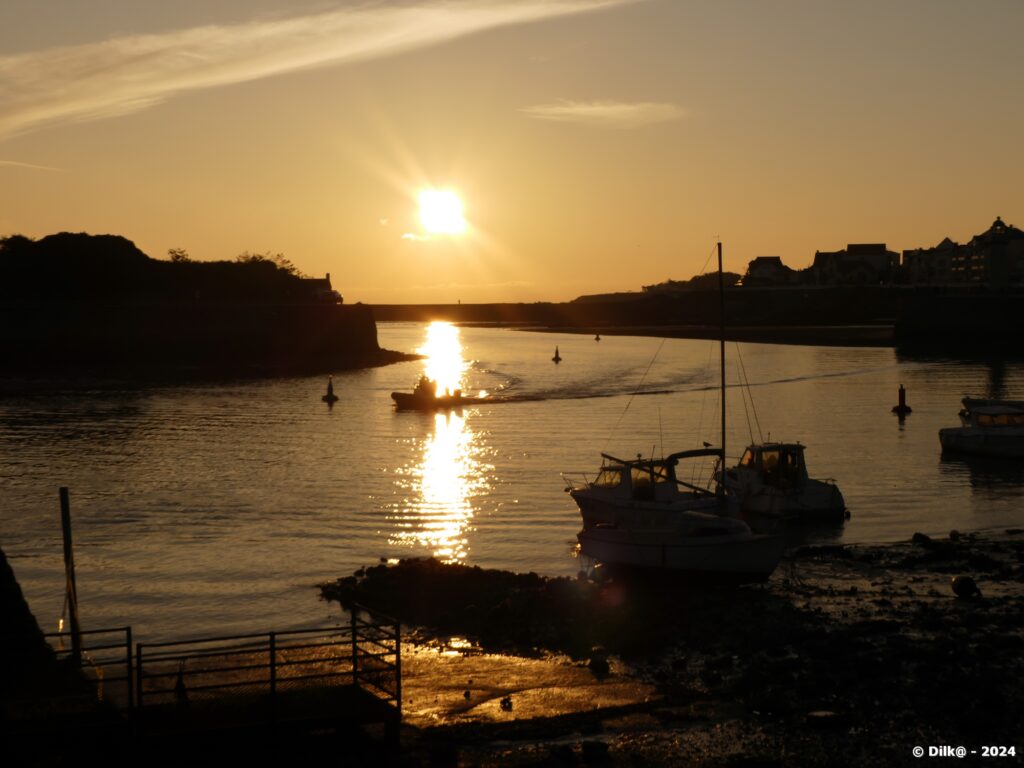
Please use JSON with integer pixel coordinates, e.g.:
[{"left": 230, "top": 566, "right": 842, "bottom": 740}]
[
  {"left": 44, "top": 626, "right": 133, "bottom": 711},
  {"left": 41, "top": 606, "right": 400, "bottom": 733},
  {"left": 352, "top": 607, "right": 401, "bottom": 708},
  {"left": 132, "top": 606, "right": 401, "bottom": 730}
]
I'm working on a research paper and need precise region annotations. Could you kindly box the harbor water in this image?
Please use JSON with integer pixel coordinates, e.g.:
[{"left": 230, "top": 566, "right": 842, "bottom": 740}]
[{"left": 2, "top": 322, "right": 1023, "bottom": 641}]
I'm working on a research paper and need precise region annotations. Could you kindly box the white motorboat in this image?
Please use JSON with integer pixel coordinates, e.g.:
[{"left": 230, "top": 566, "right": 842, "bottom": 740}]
[
  {"left": 566, "top": 449, "right": 785, "bottom": 581},
  {"left": 576, "top": 522, "right": 786, "bottom": 582},
  {"left": 939, "top": 397, "right": 1024, "bottom": 459},
  {"left": 718, "top": 442, "right": 847, "bottom": 528},
  {"left": 563, "top": 243, "right": 785, "bottom": 581},
  {"left": 565, "top": 449, "right": 734, "bottom": 529}
]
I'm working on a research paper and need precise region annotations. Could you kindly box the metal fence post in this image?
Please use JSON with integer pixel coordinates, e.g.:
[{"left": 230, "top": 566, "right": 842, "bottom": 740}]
[
  {"left": 351, "top": 607, "right": 359, "bottom": 684},
  {"left": 269, "top": 631, "right": 277, "bottom": 730},
  {"left": 135, "top": 643, "right": 144, "bottom": 710},
  {"left": 125, "top": 627, "right": 134, "bottom": 713},
  {"left": 394, "top": 620, "right": 402, "bottom": 717}
]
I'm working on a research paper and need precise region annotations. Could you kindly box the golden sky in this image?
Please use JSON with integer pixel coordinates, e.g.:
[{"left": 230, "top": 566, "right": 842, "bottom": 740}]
[{"left": 1, "top": 0, "right": 1021, "bottom": 302}]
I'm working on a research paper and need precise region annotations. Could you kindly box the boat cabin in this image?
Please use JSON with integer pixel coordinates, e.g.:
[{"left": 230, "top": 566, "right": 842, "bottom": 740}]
[
  {"left": 958, "top": 405, "right": 1024, "bottom": 430},
  {"left": 736, "top": 443, "right": 810, "bottom": 488},
  {"left": 588, "top": 449, "right": 722, "bottom": 502}
]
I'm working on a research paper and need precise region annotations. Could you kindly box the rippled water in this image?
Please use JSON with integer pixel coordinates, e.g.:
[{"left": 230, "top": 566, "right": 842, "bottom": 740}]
[{"left": 2, "top": 322, "right": 1023, "bottom": 641}]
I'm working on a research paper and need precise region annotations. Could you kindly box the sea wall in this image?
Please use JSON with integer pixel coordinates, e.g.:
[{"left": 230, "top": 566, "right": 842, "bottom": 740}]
[
  {"left": 895, "top": 289, "right": 1024, "bottom": 349},
  {"left": 371, "top": 286, "right": 902, "bottom": 328},
  {"left": 375, "top": 286, "right": 1024, "bottom": 350}
]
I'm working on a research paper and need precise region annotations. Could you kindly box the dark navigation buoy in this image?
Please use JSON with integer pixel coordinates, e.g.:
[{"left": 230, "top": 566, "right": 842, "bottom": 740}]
[
  {"left": 552, "top": 346, "right": 562, "bottom": 363},
  {"left": 595, "top": 333, "right": 601, "bottom": 341},
  {"left": 322, "top": 375, "right": 339, "bottom": 404},
  {"left": 891, "top": 384, "right": 912, "bottom": 416}
]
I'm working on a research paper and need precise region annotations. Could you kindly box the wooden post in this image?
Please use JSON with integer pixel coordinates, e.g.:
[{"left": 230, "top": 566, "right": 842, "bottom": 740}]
[
  {"left": 59, "top": 487, "right": 82, "bottom": 665},
  {"left": 717, "top": 242, "right": 727, "bottom": 494}
]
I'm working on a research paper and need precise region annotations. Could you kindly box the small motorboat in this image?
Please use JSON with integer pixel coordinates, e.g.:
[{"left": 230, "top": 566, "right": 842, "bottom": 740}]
[
  {"left": 565, "top": 450, "right": 782, "bottom": 582},
  {"left": 718, "top": 442, "right": 847, "bottom": 529},
  {"left": 939, "top": 397, "right": 1024, "bottom": 459},
  {"left": 391, "top": 375, "right": 481, "bottom": 412}
]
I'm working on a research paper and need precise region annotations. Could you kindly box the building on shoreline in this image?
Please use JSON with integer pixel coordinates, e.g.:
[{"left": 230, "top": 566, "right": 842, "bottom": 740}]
[{"left": 740, "top": 217, "right": 1024, "bottom": 289}]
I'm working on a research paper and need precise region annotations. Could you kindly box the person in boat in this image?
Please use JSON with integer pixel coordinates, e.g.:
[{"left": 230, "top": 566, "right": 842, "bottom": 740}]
[
  {"left": 326, "top": 376, "right": 334, "bottom": 399},
  {"left": 414, "top": 375, "right": 437, "bottom": 398}
]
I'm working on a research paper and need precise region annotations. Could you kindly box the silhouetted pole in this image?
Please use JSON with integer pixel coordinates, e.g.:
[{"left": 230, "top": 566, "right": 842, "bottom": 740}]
[
  {"left": 59, "top": 487, "right": 82, "bottom": 665},
  {"left": 717, "top": 241, "right": 726, "bottom": 496}
]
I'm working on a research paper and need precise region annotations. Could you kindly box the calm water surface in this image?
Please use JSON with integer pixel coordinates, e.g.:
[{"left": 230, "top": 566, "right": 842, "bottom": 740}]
[{"left": 2, "top": 322, "right": 1023, "bottom": 641}]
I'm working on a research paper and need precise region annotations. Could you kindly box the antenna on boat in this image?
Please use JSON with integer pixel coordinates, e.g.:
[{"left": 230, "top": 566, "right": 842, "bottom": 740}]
[
  {"left": 658, "top": 406, "right": 664, "bottom": 459},
  {"left": 717, "top": 241, "right": 726, "bottom": 498}
]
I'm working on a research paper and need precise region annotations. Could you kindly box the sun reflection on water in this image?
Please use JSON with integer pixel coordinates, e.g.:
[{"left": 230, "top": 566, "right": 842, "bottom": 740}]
[
  {"left": 390, "top": 322, "right": 493, "bottom": 561},
  {"left": 417, "top": 321, "right": 468, "bottom": 396}
]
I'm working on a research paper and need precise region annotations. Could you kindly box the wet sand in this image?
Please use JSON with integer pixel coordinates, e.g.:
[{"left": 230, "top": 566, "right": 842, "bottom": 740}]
[{"left": 322, "top": 529, "right": 1024, "bottom": 766}]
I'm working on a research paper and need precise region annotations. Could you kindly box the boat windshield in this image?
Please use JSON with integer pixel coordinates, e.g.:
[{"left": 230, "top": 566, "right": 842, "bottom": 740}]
[
  {"left": 630, "top": 465, "right": 671, "bottom": 488},
  {"left": 626, "top": 462, "right": 675, "bottom": 499},
  {"left": 592, "top": 469, "right": 622, "bottom": 488},
  {"left": 739, "top": 449, "right": 756, "bottom": 467}
]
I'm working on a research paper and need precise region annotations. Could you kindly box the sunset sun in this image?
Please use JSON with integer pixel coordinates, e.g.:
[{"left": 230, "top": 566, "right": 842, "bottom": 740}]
[{"left": 418, "top": 189, "right": 467, "bottom": 235}]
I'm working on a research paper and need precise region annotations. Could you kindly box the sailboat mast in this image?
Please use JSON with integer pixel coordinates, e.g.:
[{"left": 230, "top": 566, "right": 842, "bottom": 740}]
[{"left": 717, "top": 241, "right": 726, "bottom": 495}]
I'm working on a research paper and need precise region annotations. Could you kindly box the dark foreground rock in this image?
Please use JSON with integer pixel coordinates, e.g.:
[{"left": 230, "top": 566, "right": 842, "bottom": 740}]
[{"left": 322, "top": 530, "right": 1024, "bottom": 766}]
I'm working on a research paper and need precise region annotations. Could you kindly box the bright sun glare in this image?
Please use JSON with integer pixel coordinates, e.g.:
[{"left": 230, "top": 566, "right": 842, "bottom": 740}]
[{"left": 418, "top": 189, "right": 467, "bottom": 235}]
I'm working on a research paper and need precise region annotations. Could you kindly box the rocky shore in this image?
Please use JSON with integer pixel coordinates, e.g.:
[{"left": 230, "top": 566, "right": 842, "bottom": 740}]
[{"left": 322, "top": 529, "right": 1024, "bottom": 766}]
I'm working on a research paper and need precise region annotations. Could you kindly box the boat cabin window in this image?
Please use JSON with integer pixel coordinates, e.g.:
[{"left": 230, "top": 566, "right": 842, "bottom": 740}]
[
  {"left": 630, "top": 465, "right": 671, "bottom": 486},
  {"left": 762, "top": 449, "right": 800, "bottom": 486},
  {"left": 976, "top": 412, "right": 1024, "bottom": 427},
  {"left": 739, "top": 449, "right": 756, "bottom": 467},
  {"left": 630, "top": 465, "right": 670, "bottom": 500},
  {"left": 592, "top": 469, "right": 622, "bottom": 488}
]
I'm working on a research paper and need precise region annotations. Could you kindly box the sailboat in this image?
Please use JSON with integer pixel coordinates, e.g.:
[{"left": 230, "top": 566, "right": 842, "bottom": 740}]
[
  {"left": 563, "top": 243, "right": 786, "bottom": 581},
  {"left": 552, "top": 346, "right": 562, "bottom": 363}
]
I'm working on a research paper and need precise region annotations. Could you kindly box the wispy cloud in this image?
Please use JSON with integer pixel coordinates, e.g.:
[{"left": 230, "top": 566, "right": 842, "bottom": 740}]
[
  {"left": 0, "top": 1, "right": 629, "bottom": 141},
  {"left": 0, "top": 159, "right": 64, "bottom": 171},
  {"left": 522, "top": 99, "right": 684, "bottom": 128}
]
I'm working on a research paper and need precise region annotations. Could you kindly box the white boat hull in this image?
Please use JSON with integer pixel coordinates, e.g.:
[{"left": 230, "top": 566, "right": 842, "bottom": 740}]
[
  {"left": 939, "top": 427, "right": 1024, "bottom": 460},
  {"left": 723, "top": 479, "right": 846, "bottom": 524},
  {"left": 578, "top": 525, "right": 785, "bottom": 582},
  {"left": 570, "top": 489, "right": 732, "bottom": 529}
]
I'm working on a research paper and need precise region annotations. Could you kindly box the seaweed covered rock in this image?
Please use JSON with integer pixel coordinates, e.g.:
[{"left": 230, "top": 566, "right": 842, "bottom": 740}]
[{"left": 323, "top": 558, "right": 600, "bottom": 657}]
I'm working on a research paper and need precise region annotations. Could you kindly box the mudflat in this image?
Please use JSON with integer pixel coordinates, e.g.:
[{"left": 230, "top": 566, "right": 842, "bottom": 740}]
[{"left": 323, "top": 530, "right": 1024, "bottom": 766}]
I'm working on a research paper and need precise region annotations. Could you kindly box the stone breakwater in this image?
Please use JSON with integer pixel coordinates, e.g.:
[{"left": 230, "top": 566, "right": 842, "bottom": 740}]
[
  {"left": 0, "top": 302, "right": 413, "bottom": 377},
  {"left": 322, "top": 530, "right": 1024, "bottom": 767}
]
